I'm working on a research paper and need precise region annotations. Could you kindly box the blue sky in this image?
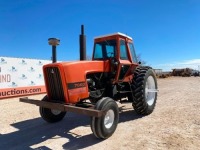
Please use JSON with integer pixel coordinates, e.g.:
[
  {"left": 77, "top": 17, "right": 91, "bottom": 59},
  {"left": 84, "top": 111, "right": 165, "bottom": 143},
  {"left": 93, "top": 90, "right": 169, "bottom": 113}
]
[{"left": 0, "top": 0, "right": 200, "bottom": 71}]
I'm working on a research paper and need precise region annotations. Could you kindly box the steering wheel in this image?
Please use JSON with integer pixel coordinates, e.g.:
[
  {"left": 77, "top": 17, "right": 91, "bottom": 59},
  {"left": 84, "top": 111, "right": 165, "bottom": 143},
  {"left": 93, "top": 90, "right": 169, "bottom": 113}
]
[{"left": 107, "top": 52, "right": 114, "bottom": 58}]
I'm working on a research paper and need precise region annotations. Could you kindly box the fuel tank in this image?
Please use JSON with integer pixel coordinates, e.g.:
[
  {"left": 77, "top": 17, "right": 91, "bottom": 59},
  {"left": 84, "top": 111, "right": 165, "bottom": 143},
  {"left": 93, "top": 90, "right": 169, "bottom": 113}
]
[{"left": 43, "top": 60, "right": 110, "bottom": 104}]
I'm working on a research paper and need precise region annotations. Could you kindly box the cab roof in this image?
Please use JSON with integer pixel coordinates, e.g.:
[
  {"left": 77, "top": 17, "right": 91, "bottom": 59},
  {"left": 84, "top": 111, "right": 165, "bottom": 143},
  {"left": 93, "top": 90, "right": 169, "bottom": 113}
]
[{"left": 94, "top": 32, "right": 132, "bottom": 40}]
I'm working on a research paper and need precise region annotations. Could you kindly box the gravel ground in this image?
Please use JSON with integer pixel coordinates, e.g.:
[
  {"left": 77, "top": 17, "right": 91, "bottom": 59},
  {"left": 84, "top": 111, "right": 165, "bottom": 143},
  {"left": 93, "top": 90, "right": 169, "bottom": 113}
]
[{"left": 0, "top": 77, "right": 200, "bottom": 150}]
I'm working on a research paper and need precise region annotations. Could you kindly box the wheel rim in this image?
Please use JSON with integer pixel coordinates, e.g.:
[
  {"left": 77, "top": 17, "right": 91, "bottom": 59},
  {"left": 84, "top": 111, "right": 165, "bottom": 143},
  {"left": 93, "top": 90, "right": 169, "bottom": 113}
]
[
  {"left": 51, "top": 109, "right": 61, "bottom": 115},
  {"left": 104, "top": 109, "right": 115, "bottom": 129},
  {"left": 145, "top": 76, "right": 157, "bottom": 106}
]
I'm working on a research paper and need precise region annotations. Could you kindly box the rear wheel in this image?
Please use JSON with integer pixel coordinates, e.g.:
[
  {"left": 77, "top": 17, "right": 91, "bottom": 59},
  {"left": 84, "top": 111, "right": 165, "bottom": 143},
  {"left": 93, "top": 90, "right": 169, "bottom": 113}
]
[
  {"left": 91, "top": 97, "right": 119, "bottom": 139},
  {"left": 39, "top": 96, "right": 66, "bottom": 123},
  {"left": 130, "top": 66, "right": 158, "bottom": 115}
]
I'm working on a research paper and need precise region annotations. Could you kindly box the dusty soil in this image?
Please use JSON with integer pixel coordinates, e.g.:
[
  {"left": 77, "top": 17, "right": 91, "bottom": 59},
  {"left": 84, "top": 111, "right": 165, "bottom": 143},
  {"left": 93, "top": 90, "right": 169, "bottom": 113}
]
[{"left": 0, "top": 77, "right": 200, "bottom": 150}]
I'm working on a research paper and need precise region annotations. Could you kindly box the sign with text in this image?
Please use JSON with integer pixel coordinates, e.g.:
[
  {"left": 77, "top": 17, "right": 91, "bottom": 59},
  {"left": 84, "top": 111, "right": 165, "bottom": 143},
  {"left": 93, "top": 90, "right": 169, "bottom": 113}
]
[{"left": 0, "top": 57, "right": 51, "bottom": 99}]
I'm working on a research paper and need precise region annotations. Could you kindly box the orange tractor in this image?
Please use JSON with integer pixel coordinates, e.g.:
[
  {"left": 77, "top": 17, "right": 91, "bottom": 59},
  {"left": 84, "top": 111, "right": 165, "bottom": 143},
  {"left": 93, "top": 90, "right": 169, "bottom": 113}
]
[{"left": 20, "top": 31, "right": 158, "bottom": 139}]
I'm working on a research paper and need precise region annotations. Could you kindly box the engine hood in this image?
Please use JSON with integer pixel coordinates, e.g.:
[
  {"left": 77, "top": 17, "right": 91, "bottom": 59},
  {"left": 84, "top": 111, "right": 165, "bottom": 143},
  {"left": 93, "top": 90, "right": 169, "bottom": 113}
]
[
  {"left": 63, "top": 60, "right": 110, "bottom": 82},
  {"left": 44, "top": 60, "right": 110, "bottom": 83},
  {"left": 43, "top": 60, "right": 111, "bottom": 103}
]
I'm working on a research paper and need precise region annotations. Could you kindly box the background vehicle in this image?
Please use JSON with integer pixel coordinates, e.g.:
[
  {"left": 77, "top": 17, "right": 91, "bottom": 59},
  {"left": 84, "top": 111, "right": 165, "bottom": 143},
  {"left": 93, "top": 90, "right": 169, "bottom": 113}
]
[
  {"left": 20, "top": 31, "right": 158, "bottom": 139},
  {"left": 172, "top": 68, "right": 192, "bottom": 77}
]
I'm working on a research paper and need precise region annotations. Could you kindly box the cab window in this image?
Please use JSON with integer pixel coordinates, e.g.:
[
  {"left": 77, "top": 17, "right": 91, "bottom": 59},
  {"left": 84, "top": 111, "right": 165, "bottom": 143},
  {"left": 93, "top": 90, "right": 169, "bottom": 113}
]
[
  {"left": 120, "top": 40, "right": 128, "bottom": 60},
  {"left": 93, "top": 44, "right": 103, "bottom": 59},
  {"left": 93, "top": 40, "right": 116, "bottom": 60},
  {"left": 128, "top": 43, "right": 137, "bottom": 62}
]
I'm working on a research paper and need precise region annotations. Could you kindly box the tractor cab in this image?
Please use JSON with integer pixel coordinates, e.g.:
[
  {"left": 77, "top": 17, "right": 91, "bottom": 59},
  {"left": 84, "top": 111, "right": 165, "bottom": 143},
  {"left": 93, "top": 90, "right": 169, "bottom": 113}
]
[{"left": 93, "top": 32, "right": 138, "bottom": 82}]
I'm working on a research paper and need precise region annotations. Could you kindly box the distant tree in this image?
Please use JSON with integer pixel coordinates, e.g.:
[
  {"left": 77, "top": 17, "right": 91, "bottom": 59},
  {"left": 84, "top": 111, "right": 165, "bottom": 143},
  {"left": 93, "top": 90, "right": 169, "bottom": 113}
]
[
  {"left": 86, "top": 55, "right": 92, "bottom": 60},
  {"left": 137, "top": 54, "right": 146, "bottom": 65}
]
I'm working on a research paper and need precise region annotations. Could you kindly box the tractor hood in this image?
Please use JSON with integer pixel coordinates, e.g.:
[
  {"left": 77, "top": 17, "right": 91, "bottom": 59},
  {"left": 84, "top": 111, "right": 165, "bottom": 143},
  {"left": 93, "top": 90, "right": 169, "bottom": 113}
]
[
  {"left": 64, "top": 60, "right": 109, "bottom": 80},
  {"left": 43, "top": 60, "right": 110, "bottom": 103}
]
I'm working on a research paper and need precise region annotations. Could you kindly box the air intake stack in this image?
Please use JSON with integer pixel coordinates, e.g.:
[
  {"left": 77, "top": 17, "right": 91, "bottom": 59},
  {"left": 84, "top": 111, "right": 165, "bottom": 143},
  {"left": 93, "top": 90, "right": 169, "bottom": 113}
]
[{"left": 48, "top": 38, "right": 60, "bottom": 63}]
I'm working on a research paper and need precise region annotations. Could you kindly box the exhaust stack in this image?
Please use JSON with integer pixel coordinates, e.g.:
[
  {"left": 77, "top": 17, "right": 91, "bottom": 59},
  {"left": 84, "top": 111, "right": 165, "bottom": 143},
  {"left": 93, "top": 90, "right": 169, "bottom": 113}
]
[{"left": 79, "top": 25, "right": 86, "bottom": 60}]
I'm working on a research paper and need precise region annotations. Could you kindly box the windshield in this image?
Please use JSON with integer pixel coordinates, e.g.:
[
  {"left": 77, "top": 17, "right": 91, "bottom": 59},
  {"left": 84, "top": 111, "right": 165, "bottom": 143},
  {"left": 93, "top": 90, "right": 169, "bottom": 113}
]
[{"left": 93, "top": 40, "right": 116, "bottom": 60}]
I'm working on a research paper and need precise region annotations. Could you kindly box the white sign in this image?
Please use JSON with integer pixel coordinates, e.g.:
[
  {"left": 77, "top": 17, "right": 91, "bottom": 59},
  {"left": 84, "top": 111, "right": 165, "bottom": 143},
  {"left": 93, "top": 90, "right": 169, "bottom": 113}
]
[{"left": 0, "top": 57, "right": 51, "bottom": 99}]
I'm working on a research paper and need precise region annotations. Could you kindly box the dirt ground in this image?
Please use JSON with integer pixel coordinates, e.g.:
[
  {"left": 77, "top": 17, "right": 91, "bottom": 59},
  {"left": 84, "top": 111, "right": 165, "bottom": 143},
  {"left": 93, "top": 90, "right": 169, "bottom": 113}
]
[{"left": 0, "top": 77, "right": 200, "bottom": 150}]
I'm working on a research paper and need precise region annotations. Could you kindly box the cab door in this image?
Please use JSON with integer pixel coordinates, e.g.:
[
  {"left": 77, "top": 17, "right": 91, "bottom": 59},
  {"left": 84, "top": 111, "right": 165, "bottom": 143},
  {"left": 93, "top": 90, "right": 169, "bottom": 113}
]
[{"left": 115, "top": 39, "right": 137, "bottom": 82}]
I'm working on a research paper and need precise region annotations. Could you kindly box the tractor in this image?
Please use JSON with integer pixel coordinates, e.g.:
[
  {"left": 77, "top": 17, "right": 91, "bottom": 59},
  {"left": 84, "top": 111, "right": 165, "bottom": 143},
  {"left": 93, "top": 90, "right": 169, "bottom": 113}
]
[{"left": 20, "top": 32, "right": 158, "bottom": 139}]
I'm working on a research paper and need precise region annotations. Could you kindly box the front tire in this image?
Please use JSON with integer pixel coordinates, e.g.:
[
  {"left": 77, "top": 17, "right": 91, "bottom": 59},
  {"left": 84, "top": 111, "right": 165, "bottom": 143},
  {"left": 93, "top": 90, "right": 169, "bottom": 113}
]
[
  {"left": 91, "top": 97, "right": 119, "bottom": 139},
  {"left": 39, "top": 96, "right": 66, "bottom": 123},
  {"left": 131, "top": 66, "right": 158, "bottom": 115}
]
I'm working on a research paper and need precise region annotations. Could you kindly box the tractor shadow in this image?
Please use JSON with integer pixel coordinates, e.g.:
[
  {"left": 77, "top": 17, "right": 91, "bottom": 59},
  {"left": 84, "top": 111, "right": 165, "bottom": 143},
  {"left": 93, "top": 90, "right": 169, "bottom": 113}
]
[
  {"left": 118, "top": 105, "right": 143, "bottom": 123},
  {"left": 0, "top": 106, "right": 142, "bottom": 150}
]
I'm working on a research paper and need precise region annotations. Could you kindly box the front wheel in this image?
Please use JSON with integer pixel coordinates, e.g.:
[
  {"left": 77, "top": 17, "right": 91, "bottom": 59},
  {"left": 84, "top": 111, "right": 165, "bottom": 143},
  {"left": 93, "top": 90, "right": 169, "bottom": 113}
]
[
  {"left": 39, "top": 96, "right": 66, "bottom": 123},
  {"left": 91, "top": 97, "right": 119, "bottom": 139}
]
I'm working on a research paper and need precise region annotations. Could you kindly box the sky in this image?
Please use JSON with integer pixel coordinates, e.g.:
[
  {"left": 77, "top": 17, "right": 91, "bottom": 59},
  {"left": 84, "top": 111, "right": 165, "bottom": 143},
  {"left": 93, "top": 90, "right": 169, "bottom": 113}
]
[{"left": 0, "top": 0, "right": 200, "bottom": 71}]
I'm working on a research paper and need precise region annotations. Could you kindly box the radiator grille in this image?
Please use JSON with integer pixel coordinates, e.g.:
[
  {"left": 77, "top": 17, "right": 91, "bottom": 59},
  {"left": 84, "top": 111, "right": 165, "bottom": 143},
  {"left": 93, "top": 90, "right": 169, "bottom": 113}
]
[{"left": 45, "top": 67, "right": 65, "bottom": 102}]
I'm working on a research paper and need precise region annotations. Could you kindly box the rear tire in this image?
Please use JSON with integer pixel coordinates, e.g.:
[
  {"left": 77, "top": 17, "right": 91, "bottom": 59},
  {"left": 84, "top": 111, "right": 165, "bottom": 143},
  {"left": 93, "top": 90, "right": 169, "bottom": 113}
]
[
  {"left": 91, "top": 97, "right": 119, "bottom": 139},
  {"left": 39, "top": 96, "right": 66, "bottom": 123},
  {"left": 131, "top": 66, "right": 158, "bottom": 115}
]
